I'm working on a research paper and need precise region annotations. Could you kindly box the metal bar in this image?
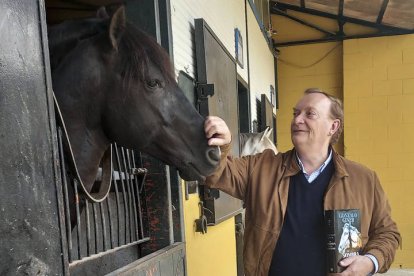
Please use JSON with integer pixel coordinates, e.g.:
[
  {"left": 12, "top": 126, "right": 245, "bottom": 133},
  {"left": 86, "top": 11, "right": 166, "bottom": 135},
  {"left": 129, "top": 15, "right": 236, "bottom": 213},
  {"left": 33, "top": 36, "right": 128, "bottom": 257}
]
[
  {"left": 124, "top": 151, "right": 136, "bottom": 242},
  {"left": 54, "top": 127, "right": 69, "bottom": 272},
  {"left": 137, "top": 152, "right": 149, "bottom": 239},
  {"left": 93, "top": 203, "right": 99, "bottom": 254},
  {"left": 114, "top": 145, "right": 129, "bottom": 244},
  {"left": 112, "top": 170, "right": 121, "bottom": 247},
  {"left": 132, "top": 153, "right": 145, "bottom": 239},
  {"left": 126, "top": 151, "right": 137, "bottom": 241},
  {"left": 68, "top": 237, "right": 151, "bottom": 268},
  {"left": 163, "top": 0, "right": 174, "bottom": 57},
  {"left": 272, "top": 2, "right": 414, "bottom": 32},
  {"left": 377, "top": 0, "right": 389, "bottom": 24},
  {"left": 74, "top": 179, "right": 82, "bottom": 260},
  {"left": 176, "top": 168, "right": 186, "bottom": 243},
  {"left": 140, "top": 175, "right": 150, "bottom": 240},
  {"left": 154, "top": 0, "right": 161, "bottom": 44},
  {"left": 338, "top": 0, "right": 344, "bottom": 17},
  {"left": 85, "top": 200, "right": 91, "bottom": 256},
  {"left": 244, "top": 0, "right": 252, "bottom": 133},
  {"left": 112, "top": 143, "right": 121, "bottom": 247},
  {"left": 273, "top": 8, "right": 336, "bottom": 36},
  {"left": 165, "top": 165, "right": 174, "bottom": 244},
  {"left": 274, "top": 31, "right": 414, "bottom": 47},
  {"left": 127, "top": 150, "right": 140, "bottom": 241},
  {"left": 120, "top": 147, "right": 131, "bottom": 243},
  {"left": 275, "top": 36, "right": 338, "bottom": 47},
  {"left": 100, "top": 202, "right": 107, "bottom": 251},
  {"left": 137, "top": 152, "right": 146, "bottom": 193},
  {"left": 106, "top": 193, "right": 114, "bottom": 249},
  {"left": 57, "top": 128, "right": 73, "bottom": 263},
  {"left": 338, "top": 0, "right": 344, "bottom": 36},
  {"left": 121, "top": 148, "right": 134, "bottom": 242}
]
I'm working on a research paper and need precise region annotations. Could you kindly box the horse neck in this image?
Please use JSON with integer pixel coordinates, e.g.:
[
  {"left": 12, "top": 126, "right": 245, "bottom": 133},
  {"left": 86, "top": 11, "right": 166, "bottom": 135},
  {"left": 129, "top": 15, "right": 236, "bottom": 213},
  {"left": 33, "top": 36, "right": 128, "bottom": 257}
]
[{"left": 61, "top": 103, "right": 110, "bottom": 192}]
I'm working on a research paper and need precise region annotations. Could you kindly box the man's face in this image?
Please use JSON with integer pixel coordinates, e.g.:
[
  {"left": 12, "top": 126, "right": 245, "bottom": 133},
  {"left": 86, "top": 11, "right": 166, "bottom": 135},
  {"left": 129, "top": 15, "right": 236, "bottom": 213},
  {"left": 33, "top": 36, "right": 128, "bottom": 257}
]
[{"left": 291, "top": 93, "right": 337, "bottom": 149}]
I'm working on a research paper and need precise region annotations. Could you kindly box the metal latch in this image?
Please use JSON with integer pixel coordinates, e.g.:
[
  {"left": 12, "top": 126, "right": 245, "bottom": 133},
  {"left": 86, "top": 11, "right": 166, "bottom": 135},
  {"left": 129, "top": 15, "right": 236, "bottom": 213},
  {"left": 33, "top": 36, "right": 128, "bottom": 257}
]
[
  {"left": 196, "top": 83, "right": 214, "bottom": 101},
  {"left": 131, "top": 167, "right": 148, "bottom": 193},
  {"left": 195, "top": 202, "right": 208, "bottom": 234}
]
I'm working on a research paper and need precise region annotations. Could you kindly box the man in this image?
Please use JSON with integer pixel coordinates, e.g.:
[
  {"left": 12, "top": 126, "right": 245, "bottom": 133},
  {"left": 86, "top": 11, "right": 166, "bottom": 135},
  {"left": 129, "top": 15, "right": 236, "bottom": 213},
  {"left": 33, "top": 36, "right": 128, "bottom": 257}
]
[{"left": 204, "top": 89, "right": 400, "bottom": 276}]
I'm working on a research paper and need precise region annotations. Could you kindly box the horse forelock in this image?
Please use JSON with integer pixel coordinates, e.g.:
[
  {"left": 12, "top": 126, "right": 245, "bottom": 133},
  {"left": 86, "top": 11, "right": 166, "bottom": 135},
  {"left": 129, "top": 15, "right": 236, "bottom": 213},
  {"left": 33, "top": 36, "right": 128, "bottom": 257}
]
[{"left": 118, "top": 24, "right": 175, "bottom": 87}]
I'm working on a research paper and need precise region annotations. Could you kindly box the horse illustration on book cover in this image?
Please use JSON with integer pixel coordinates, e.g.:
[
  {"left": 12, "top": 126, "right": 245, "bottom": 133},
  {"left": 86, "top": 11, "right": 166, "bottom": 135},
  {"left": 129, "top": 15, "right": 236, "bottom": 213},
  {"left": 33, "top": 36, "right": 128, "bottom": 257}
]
[{"left": 338, "top": 222, "right": 363, "bottom": 257}]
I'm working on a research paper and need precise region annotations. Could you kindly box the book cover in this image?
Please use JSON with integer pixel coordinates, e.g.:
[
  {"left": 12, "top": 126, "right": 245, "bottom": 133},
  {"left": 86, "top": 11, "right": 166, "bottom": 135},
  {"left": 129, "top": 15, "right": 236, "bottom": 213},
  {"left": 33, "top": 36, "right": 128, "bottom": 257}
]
[{"left": 325, "top": 209, "right": 362, "bottom": 273}]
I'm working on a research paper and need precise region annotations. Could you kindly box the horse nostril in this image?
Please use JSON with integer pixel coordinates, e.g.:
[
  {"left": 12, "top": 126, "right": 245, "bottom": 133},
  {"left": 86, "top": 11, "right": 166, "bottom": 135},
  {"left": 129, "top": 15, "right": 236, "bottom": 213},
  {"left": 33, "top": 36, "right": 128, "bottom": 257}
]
[{"left": 206, "top": 146, "right": 220, "bottom": 165}]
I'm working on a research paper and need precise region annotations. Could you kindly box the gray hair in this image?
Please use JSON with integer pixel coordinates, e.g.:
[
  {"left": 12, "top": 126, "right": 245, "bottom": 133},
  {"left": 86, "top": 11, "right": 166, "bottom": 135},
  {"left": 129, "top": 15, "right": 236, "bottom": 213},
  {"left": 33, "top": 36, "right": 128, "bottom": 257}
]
[{"left": 304, "top": 88, "right": 344, "bottom": 145}]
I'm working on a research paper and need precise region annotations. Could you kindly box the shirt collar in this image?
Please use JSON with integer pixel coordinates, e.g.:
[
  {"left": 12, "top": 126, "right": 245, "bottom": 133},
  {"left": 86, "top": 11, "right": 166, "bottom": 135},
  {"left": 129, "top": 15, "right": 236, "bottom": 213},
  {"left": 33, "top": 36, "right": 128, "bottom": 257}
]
[{"left": 296, "top": 148, "right": 333, "bottom": 176}]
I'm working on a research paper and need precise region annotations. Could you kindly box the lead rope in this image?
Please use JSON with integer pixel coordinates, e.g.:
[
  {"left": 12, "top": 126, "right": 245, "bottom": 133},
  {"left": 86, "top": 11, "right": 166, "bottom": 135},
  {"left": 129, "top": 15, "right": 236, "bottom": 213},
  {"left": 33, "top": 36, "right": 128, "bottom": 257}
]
[{"left": 53, "top": 93, "right": 112, "bottom": 202}]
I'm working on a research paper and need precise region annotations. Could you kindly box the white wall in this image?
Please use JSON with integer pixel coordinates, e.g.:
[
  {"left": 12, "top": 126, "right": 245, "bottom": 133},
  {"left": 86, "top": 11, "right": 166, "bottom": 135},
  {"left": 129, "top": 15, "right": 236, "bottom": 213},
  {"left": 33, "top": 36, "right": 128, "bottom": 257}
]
[
  {"left": 170, "top": 0, "right": 276, "bottom": 126},
  {"left": 247, "top": 3, "right": 276, "bottom": 123},
  {"left": 170, "top": 0, "right": 248, "bottom": 82}
]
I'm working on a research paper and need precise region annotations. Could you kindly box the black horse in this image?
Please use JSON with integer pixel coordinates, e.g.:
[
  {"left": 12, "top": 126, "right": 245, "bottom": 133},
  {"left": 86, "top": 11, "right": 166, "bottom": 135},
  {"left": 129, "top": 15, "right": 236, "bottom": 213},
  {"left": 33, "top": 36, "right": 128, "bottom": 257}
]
[{"left": 48, "top": 7, "right": 220, "bottom": 201}]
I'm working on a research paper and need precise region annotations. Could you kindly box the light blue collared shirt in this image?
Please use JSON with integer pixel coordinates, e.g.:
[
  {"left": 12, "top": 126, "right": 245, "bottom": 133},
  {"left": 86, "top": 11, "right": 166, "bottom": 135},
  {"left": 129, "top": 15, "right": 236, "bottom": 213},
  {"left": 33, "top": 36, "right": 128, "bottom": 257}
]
[{"left": 296, "top": 149, "right": 333, "bottom": 183}]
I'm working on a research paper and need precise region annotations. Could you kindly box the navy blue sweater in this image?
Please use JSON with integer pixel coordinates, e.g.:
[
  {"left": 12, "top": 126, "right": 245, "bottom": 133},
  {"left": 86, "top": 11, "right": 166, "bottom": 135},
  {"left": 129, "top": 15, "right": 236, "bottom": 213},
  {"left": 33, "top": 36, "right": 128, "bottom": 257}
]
[{"left": 268, "top": 160, "right": 334, "bottom": 276}]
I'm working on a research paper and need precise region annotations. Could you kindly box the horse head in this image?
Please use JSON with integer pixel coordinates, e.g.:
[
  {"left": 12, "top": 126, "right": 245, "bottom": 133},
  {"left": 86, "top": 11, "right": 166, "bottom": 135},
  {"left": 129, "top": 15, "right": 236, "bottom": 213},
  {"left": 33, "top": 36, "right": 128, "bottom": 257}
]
[
  {"left": 338, "top": 223, "right": 352, "bottom": 255},
  {"left": 49, "top": 7, "right": 220, "bottom": 195},
  {"left": 239, "top": 127, "right": 278, "bottom": 156}
]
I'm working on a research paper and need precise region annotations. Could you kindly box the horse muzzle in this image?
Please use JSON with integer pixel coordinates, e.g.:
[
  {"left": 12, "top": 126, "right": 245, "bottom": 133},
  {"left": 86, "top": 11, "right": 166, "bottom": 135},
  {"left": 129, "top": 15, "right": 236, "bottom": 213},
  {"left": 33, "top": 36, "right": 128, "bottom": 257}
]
[
  {"left": 178, "top": 146, "right": 220, "bottom": 182},
  {"left": 205, "top": 146, "right": 221, "bottom": 166}
]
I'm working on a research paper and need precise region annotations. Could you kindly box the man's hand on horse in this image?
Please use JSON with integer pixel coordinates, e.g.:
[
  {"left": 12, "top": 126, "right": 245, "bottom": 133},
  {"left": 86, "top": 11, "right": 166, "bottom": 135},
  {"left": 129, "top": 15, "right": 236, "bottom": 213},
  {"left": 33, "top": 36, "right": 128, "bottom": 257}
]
[
  {"left": 329, "top": 255, "right": 375, "bottom": 276},
  {"left": 204, "top": 116, "right": 231, "bottom": 146}
]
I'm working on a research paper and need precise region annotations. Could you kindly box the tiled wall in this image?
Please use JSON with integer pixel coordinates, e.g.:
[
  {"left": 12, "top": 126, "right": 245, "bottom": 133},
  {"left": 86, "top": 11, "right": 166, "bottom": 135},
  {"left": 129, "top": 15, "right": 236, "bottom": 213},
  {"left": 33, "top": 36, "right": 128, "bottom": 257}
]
[
  {"left": 344, "top": 34, "right": 414, "bottom": 267},
  {"left": 276, "top": 42, "right": 343, "bottom": 154}
]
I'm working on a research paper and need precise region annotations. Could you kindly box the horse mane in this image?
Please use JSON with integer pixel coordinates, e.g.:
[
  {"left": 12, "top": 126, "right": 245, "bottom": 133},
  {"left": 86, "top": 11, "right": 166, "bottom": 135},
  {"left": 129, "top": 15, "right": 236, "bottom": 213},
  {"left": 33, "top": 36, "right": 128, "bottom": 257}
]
[
  {"left": 48, "top": 18, "right": 109, "bottom": 71},
  {"left": 119, "top": 24, "right": 175, "bottom": 87},
  {"left": 48, "top": 14, "right": 175, "bottom": 88}
]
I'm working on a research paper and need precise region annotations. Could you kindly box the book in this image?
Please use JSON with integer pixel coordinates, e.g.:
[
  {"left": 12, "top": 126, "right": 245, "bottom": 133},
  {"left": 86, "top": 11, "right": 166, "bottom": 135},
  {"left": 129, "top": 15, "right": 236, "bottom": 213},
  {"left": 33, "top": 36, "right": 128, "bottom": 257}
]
[{"left": 325, "top": 209, "right": 362, "bottom": 273}]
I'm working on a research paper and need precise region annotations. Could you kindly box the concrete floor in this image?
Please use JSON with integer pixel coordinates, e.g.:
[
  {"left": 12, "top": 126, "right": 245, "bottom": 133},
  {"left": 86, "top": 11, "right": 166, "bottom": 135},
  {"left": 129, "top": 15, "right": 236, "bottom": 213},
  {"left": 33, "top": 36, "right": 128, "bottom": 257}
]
[{"left": 384, "top": 269, "right": 414, "bottom": 275}]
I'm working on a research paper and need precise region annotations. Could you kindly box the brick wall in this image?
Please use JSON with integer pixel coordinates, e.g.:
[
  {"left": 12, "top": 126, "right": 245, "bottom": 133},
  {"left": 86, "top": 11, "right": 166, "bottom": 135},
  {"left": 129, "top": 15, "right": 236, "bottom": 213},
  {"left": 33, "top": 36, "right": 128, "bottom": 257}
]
[
  {"left": 344, "top": 34, "right": 414, "bottom": 267},
  {"left": 276, "top": 42, "right": 343, "bottom": 154}
]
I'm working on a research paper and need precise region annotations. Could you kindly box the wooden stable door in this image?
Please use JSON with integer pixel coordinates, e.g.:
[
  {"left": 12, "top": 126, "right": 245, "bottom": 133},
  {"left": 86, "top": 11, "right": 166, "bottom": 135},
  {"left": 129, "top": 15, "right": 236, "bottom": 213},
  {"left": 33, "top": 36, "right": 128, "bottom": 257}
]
[{"left": 195, "top": 18, "right": 243, "bottom": 225}]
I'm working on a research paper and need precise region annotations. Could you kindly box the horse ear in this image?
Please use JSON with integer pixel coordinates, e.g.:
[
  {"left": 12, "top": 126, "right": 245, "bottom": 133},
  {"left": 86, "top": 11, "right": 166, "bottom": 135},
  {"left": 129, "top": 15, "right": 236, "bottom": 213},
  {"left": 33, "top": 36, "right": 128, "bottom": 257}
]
[
  {"left": 109, "top": 6, "right": 126, "bottom": 51},
  {"left": 266, "top": 128, "right": 273, "bottom": 138},
  {"left": 260, "top": 127, "right": 269, "bottom": 142},
  {"left": 96, "top": 6, "right": 109, "bottom": 19}
]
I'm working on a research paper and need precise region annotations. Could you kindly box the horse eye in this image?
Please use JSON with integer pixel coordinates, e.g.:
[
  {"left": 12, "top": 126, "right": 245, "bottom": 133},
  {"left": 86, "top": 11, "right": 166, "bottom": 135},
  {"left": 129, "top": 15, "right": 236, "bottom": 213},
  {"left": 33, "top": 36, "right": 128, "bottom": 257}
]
[{"left": 146, "top": 79, "right": 162, "bottom": 89}]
